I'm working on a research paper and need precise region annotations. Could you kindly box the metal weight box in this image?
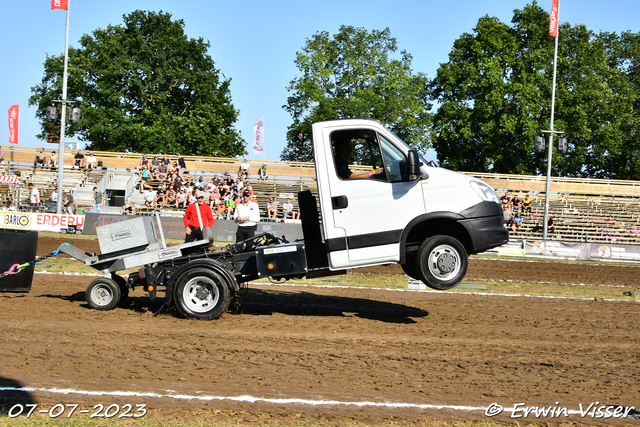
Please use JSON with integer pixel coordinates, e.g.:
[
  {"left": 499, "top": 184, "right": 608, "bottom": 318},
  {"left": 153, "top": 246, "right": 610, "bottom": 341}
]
[{"left": 96, "top": 216, "right": 158, "bottom": 256}]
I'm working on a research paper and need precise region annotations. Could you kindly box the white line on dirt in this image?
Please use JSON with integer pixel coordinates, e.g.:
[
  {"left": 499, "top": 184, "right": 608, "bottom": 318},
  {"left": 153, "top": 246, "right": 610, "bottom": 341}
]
[{"left": 0, "top": 386, "right": 486, "bottom": 412}]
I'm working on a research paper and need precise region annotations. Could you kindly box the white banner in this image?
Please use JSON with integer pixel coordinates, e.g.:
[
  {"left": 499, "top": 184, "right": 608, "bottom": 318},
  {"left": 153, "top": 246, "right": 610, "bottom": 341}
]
[
  {"left": 0, "top": 211, "right": 84, "bottom": 232},
  {"left": 253, "top": 116, "right": 264, "bottom": 155}
]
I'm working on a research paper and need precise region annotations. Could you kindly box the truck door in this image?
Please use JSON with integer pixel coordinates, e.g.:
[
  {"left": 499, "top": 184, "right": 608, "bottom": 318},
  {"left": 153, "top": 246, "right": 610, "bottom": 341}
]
[{"left": 313, "top": 122, "right": 425, "bottom": 269}]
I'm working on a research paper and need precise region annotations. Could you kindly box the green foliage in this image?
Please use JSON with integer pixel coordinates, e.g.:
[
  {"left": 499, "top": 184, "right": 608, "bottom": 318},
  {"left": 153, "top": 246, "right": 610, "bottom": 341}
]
[
  {"left": 281, "top": 25, "right": 431, "bottom": 162},
  {"left": 429, "top": 1, "right": 640, "bottom": 179},
  {"left": 29, "top": 10, "right": 245, "bottom": 157}
]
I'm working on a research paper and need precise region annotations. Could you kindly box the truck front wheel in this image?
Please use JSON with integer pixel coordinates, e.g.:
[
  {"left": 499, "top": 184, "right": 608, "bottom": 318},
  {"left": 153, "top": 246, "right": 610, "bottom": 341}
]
[
  {"left": 416, "top": 235, "right": 468, "bottom": 290},
  {"left": 173, "top": 267, "right": 230, "bottom": 320}
]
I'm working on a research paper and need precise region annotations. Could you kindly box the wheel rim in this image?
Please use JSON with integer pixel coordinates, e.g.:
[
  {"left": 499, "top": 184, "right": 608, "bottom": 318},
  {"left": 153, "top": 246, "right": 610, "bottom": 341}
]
[
  {"left": 427, "top": 244, "right": 461, "bottom": 282},
  {"left": 181, "top": 276, "right": 220, "bottom": 314},
  {"left": 90, "top": 284, "right": 115, "bottom": 307}
]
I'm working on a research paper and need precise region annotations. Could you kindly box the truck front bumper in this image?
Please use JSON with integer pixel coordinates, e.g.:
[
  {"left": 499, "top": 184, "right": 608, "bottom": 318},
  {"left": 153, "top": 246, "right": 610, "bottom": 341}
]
[{"left": 460, "top": 201, "right": 509, "bottom": 254}]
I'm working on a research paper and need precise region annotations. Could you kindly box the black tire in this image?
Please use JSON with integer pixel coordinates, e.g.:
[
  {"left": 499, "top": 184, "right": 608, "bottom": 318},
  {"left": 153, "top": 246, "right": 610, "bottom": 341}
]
[
  {"left": 86, "top": 278, "right": 121, "bottom": 311},
  {"left": 111, "top": 274, "right": 129, "bottom": 306},
  {"left": 173, "top": 267, "right": 230, "bottom": 320},
  {"left": 416, "top": 235, "right": 468, "bottom": 290}
]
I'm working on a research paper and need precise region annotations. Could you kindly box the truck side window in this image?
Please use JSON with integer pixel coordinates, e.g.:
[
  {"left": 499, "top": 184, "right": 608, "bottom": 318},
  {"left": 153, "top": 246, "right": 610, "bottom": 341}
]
[
  {"left": 378, "top": 134, "right": 409, "bottom": 183},
  {"left": 331, "top": 129, "right": 385, "bottom": 180}
]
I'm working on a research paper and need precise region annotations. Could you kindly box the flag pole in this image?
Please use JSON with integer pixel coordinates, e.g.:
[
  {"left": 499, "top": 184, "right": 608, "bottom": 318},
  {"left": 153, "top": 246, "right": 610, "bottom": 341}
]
[
  {"left": 56, "top": 1, "right": 71, "bottom": 214},
  {"left": 543, "top": 0, "right": 560, "bottom": 240}
]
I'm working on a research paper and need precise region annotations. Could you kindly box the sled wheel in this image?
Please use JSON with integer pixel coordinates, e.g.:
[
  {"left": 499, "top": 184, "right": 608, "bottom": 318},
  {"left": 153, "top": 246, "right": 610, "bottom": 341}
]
[
  {"left": 86, "top": 278, "right": 121, "bottom": 311},
  {"left": 173, "top": 267, "right": 230, "bottom": 320},
  {"left": 417, "top": 235, "right": 468, "bottom": 290}
]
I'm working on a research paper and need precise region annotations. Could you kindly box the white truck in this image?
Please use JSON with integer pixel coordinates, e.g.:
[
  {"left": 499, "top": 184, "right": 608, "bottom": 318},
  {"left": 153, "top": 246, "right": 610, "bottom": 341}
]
[{"left": 60, "top": 118, "right": 508, "bottom": 319}]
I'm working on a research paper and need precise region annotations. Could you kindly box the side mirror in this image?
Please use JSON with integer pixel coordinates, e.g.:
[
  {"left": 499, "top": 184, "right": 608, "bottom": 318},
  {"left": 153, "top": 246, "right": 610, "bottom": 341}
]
[{"left": 407, "top": 150, "right": 427, "bottom": 181}]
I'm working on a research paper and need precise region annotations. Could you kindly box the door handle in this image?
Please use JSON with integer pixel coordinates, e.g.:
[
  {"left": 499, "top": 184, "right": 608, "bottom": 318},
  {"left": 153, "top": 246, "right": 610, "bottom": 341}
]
[{"left": 332, "top": 195, "right": 348, "bottom": 210}]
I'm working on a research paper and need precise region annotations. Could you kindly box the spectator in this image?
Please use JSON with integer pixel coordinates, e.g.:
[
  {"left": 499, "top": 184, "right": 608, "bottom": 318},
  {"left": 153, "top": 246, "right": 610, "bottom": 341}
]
[
  {"left": 47, "top": 188, "right": 58, "bottom": 211},
  {"left": 547, "top": 215, "right": 555, "bottom": 233},
  {"left": 259, "top": 163, "right": 268, "bottom": 180},
  {"left": 47, "top": 151, "right": 58, "bottom": 168},
  {"left": 502, "top": 205, "right": 513, "bottom": 228},
  {"left": 176, "top": 188, "right": 187, "bottom": 209},
  {"left": 86, "top": 151, "right": 97, "bottom": 170},
  {"left": 73, "top": 149, "right": 85, "bottom": 169},
  {"left": 144, "top": 186, "right": 157, "bottom": 208},
  {"left": 136, "top": 154, "right": 149, "bottom": 173},
  {"left": 183, "top": 193, "right": 214, "bottom": 243},
  {"left": 28, "top": 183, "right": 40, "bottom": 212},
  {"left": 195, "top": 176, "right": 206, "bottom": 190},
  {"left": 212, "top": 173, "right": 222, "bottom": 187},
  {"left": 522, "top": 194, "right": 533, "bottom": 215},
  {"left": 34, "top": 148, "right": 47, "bottom": 168},
  {"left": 156, "top": 186, "right": 167, "bottom": 206},
  {"left": 209, "top": 187, "right": 221, "bottom": 208},
  {"left": 282, "top": 198, "right": 294, "bottom": 219},
  {"left": 234, "top": 189, "right": 260, "bottom": 241},
  {"left": 151, "top": 155, "right": 161, "bottom": 172},
  {"left": 511, "top": 194, "right": 522, "bottom": 212},
  {"left": 62, "top": 190, "right": 76, "bottom": 214},
  {"left": 166, "top": 187, "right": 176, "bottom": 207},
  {"left": 155, "top": 160, "right": 168, "bottom": 180},
  {"left": 0, "top": 147, "right": 4, "bottom": 164},
  {"left": 125, "top": 201, "right": 137, "bottom": 215},
  {"left": 93, "top": 187, "right": 104, "bottom": 212},
  {"left": 140, "top": 166, "right": 149, "bottom": 193},
  {"left": 267, "top": 197, "right": 278, "bottom": 219},
  {"left": 176, "top": 153, "right": 187, "bottom": 174},
  {"left": 500, "top": 192, "right": 511, "bottom": 210},
  {"left": 511, "top": 212, "right": 524, "bottom": 232},
  {"left": 225, "top": 195, "right": 236, "bottom": 220},
  {"left": 239, "top": 158, "right": 250, "bottom": 178},
  {"left": 5, "top": 200, "right": 16, "bottom": 211}
]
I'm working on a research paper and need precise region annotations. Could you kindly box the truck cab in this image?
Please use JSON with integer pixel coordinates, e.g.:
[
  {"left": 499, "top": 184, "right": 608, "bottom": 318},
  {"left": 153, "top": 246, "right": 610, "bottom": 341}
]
[{"left": 309, "top": 118, "right": 508, "bottom": 289}]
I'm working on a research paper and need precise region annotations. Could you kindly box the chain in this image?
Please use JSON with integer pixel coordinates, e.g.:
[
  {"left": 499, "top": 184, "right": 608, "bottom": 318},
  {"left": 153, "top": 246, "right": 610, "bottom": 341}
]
[{"left": 0, "top": 248, "right": 61, "bottom": 279}]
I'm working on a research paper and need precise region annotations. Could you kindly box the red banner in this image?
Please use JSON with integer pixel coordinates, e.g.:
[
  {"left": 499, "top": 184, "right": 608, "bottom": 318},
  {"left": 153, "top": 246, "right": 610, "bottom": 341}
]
[
  {"left": 549, "top": 0, "right": 559, "bottom": 37},
  {"left": 8, "top": 104, "right": 19, "bottom": 144},
  {"left": 51, "top": 0, "right": 68, "bottom": 10}
]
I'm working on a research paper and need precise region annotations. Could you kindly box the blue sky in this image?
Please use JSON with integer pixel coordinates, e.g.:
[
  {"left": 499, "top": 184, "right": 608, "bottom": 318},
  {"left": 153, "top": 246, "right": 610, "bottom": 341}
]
[{"left": 2, "top": 0, "right": 639, "bottom": 162}]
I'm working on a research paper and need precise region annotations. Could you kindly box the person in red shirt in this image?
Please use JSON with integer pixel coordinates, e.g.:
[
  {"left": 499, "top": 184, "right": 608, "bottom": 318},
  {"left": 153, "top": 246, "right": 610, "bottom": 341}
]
[{"left": 183, "top": 193, "right": 214, "bottom": 243}]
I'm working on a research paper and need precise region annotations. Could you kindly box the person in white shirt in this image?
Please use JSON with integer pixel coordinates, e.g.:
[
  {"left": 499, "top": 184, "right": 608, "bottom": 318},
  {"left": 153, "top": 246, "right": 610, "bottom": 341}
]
[
  {"left": 86, "top": 152, "right": 97, "bottom": 170},
  {"left": 234, "top": 190, "right": 260, "bottom": 242},
  {"left": 282, "top": 198, "right": 294, "bottom": 219},
  {"left": 29, "top": 183, "right": 40, "bottom": 212}
]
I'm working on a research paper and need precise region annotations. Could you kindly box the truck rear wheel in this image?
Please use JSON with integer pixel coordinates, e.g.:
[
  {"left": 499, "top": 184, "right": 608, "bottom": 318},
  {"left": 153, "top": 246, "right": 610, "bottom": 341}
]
[
  {"left": 173, "top": 267, "right": 230, "bottom": 320},
  {"left": 86, "top": 278, "right": 121, "bottom": 311},
  {"left": 416, "top": 235, "right": 468, "bottom": 290}
]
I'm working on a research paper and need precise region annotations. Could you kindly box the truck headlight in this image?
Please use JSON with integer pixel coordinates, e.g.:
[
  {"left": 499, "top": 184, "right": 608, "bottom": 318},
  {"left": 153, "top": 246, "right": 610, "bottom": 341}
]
[{"left": 469, "top": 180, "right": 500, "bottom": 204}]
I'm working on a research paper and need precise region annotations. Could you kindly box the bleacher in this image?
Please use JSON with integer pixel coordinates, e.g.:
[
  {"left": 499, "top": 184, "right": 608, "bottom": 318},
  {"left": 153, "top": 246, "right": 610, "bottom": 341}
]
[{"left": 2, "top": 145, "right": 640, "bottom": 244}]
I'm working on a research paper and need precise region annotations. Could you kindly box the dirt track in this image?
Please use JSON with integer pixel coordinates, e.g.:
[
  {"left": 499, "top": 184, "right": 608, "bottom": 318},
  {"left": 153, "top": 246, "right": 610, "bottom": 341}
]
[{"left": 1, "top": 236, "right": 639, "bottom": 425}]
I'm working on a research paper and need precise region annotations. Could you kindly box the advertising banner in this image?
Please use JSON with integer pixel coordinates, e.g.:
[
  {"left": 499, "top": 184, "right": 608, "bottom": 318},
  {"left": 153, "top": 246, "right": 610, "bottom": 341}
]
[
  {"left": 0, "top": 211, "right": 84, "bottom": 232},
  {"left": 589, "top": 243, "right": 640, "bottom": 262},
  {"left": 8, "top": 104, "right": 19, "bottom": 144},
  {"left": 525, "top": 239, "right": 589, "bottom": 258}
]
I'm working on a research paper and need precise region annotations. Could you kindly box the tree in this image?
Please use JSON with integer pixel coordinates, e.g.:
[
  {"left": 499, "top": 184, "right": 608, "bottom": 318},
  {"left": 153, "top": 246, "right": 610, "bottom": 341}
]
[
  {"left": 281, "top": 25, "right": 431, "bottom": 162},
  {"left": 29, "top": 10, "right": 245, "bottom": 157},
  {"left": 429, "top": 2, "right": 640, "bottom": 179}
]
